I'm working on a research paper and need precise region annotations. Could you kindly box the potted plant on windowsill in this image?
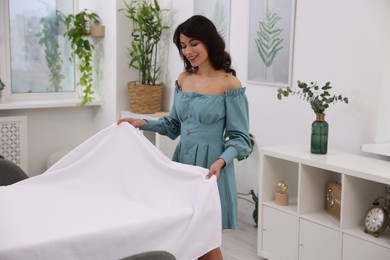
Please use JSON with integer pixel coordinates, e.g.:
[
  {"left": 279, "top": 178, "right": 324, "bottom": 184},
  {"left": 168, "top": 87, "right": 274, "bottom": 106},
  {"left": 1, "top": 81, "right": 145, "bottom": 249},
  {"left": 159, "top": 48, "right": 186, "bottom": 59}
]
[
  {"left": 277, "top": 81, "right": 349, "bottom": 154},
  {"left": 0, "top": 78, "right": 5, "bottom": 98},
  {"left": 120, "top": 0, "right": 170, "bottom": 114},
  {"left": 64, "top": 9, "right": 104, "bottom": 106}
]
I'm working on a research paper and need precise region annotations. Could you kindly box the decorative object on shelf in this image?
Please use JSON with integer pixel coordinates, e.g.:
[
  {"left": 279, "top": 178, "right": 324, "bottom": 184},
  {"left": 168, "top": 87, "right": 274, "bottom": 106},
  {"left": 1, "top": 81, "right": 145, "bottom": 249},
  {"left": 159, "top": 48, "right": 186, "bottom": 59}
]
[
  {"left": 363, "top": 186, "right": 390, "bottom": 238},
  {"left": 311, "top": 113, "right": 329, "bottom": 154},
  {"left": 120, "top": 0, "right": 170, "bottom": 114},
  {"left": 0, "top": 78, "right": 5, "bottom": 98},
  {"left": 64, "top": 9, "right": 103, "bottom": 106},
  {"left": 325, "top": 182, "right": 341, "bottom": 220},
  {"left": 277, "top": 81, "right": 349, "bottom": 154},
  {"left": 275, "top": 180, "right": 289, "bottom": 206}
]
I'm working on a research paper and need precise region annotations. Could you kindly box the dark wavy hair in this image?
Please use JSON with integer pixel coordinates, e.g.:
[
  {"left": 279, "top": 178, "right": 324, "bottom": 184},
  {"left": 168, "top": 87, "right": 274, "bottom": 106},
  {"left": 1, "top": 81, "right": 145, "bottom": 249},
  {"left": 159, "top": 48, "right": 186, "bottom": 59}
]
[{"left": 173, "top": 15, "right": 236, "bottom": 76}]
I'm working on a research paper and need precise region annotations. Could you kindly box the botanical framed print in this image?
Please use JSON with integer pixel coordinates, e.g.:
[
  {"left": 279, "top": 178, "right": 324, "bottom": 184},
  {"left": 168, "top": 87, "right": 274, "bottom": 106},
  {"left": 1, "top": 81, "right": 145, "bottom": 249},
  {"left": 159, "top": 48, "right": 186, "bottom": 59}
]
[
  {"left": 194, "top": 0, "right": 231, "bottom": 48},
  {"left": 247, "top": 0, "right": 296, "bottom": 87}
]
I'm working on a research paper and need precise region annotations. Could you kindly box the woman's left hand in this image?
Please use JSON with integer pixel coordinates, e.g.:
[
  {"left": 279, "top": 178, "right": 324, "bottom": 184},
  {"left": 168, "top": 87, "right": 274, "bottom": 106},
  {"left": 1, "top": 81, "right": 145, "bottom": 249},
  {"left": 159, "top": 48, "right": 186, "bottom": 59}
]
[{"left": 206, "top": 158, "right": 226, "bottom": 179}]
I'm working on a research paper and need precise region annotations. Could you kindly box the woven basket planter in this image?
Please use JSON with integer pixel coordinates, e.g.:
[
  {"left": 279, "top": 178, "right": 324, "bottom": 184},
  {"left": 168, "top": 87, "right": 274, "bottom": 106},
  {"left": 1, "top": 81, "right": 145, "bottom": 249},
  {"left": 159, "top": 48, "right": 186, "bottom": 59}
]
[{"left": 128, "top": 83, "right": 164, "bottom": 114}]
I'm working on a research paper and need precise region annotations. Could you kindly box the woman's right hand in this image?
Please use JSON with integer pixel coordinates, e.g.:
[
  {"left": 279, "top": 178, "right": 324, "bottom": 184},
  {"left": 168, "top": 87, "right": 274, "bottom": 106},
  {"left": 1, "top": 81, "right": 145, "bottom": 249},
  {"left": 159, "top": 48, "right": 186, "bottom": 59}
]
[{"left": 116, "top": 117, "right": 147, "bottom": 128}]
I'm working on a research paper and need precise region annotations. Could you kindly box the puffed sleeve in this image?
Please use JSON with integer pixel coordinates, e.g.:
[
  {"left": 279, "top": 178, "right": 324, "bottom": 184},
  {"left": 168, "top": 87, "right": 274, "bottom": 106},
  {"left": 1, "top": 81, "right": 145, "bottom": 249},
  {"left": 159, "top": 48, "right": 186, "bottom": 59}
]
[
  {"left": 140, "top": 85, "right": 181, "bottom": 140},
  {"left": 218, "top": 87, "right": 252, "bottom": 166}
]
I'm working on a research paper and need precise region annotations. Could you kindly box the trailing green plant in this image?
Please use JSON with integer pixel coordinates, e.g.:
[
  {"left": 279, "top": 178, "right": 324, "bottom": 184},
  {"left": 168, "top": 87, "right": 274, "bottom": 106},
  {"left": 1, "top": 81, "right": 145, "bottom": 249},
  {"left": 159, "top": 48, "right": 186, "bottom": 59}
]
[
  {"left": 255, "top": 6, "right": 284, "bottom": 79},
  {"left": 277, "top": 80, "right": 349, "bottom": 114},
  {"left": 120, "top": 0, "right": 169, "bottom": 85},
  {"left": 237, "top": 190, "right": 259, "bottom": 227},
  {"left": 64, "top": 10, "right": 100, "bottom": 106},
  {"left": 36, "top": 10, "right": 65, "bottom": 92}
]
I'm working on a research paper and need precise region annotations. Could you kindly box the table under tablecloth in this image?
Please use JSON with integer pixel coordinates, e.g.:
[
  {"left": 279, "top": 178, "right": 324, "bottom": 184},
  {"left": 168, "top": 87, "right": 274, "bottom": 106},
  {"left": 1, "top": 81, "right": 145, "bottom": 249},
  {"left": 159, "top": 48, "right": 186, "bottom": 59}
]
[{"left": 0, "top": 123, "right": 221, "bottom": 260}]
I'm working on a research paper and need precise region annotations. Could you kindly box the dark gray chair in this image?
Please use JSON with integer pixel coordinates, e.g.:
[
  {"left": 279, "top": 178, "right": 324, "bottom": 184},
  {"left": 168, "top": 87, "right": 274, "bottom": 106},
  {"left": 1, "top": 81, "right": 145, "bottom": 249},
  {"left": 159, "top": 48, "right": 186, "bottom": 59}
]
[
  {"left": 120, "top": 251, "right": 176, "bottom": 260},
  {"left": 0, "top": 155, "right": 29, "bottom": 186}
]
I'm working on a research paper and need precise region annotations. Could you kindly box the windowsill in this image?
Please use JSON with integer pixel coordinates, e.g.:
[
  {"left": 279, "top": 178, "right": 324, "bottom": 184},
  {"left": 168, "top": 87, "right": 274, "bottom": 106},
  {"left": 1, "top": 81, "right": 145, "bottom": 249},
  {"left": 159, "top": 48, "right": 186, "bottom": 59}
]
[{"left": 0, "top": 98, "right": 103, "bottom": 110}]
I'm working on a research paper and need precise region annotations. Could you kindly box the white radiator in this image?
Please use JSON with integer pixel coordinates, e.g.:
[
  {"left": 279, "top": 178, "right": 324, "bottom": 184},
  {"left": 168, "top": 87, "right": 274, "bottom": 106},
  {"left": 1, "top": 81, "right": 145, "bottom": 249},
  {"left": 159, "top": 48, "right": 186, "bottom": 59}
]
[{"left": 0, "top": 116, "right": 28, "bottom": 173}]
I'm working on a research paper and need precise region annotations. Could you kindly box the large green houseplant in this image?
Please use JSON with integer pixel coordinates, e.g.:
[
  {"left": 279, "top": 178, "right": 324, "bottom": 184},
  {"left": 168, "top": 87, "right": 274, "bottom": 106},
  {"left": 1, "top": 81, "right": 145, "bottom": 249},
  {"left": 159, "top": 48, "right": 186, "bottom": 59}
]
[
  {"left": 64, "top": 10, "right": 102, "bottom": 106},
  {"left": 277, "top": 80, "right": 349, "bottom": 154},
  {"left": 121, "top": 0, "right": 170, "bottom": 114}
]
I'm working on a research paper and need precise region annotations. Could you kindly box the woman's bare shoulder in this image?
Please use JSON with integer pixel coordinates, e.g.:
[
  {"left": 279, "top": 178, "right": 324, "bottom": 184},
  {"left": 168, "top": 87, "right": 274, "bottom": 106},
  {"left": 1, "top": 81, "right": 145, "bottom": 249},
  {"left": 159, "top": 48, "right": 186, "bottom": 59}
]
[
  {"left": 177, "top": 71, "right": 191, "bottom": 86},
  {"left": 225, "top": 74, "right": 242, "bottom": 90}
]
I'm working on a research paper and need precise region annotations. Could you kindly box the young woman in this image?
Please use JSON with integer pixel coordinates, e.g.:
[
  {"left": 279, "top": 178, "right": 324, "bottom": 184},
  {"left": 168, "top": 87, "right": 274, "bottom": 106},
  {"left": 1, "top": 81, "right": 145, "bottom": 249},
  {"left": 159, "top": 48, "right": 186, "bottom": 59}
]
[{"left": 118, "top": 15, "right": 252, "bottom": 260}]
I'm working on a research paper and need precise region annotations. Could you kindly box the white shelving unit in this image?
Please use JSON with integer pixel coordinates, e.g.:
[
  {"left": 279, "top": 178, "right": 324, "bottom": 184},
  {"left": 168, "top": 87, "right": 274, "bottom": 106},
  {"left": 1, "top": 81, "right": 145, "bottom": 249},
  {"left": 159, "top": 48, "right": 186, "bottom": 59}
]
[
  {"left": 257, "top": 144, "right": 390, "bottom": 260},
  {"left": 120, "top": 111, "right": 179, "bottom": 159}
]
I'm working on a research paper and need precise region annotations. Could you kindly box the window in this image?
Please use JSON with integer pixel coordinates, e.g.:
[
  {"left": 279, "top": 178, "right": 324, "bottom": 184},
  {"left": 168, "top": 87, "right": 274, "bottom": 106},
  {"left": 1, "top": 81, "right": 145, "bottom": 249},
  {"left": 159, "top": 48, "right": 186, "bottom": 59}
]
[{"left": 0, "top": 0, "right": 75, "bottom": 101}]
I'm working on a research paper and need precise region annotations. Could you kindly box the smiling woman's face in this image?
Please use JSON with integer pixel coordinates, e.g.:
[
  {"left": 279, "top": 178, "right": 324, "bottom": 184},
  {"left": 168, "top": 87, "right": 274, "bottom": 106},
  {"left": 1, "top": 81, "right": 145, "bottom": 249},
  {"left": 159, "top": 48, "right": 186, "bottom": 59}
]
[{"left": 179, "top": 33, "right": 209, "bottom": 68}]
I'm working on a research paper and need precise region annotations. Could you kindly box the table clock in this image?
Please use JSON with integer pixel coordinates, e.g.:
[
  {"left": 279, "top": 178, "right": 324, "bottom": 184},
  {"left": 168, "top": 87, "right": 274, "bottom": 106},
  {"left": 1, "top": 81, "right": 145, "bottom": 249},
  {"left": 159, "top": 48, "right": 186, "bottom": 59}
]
[
  {"left": 325, "top": 182, "right": 341, "bottom": 220},
  {"left": 363, "top": 187, "right": 390, "bottom": 238}
]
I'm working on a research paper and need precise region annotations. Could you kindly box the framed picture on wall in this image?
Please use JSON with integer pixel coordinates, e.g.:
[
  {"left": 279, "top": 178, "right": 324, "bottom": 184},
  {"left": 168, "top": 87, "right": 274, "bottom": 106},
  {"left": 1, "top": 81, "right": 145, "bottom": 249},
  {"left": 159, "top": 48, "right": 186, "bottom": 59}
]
[
  {"left": 194, "top": 0, "right": 231, "bottom": 48},
  {"left": 247, "top": 0, "right": 296, "bottom": 87}
]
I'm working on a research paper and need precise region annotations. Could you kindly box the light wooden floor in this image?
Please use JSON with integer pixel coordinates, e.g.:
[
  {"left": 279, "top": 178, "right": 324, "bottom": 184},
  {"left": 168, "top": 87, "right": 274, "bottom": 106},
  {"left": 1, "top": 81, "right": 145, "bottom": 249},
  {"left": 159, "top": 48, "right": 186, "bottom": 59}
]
[{"left": 221, "top": 218, "right": 265, "bottom": 260}]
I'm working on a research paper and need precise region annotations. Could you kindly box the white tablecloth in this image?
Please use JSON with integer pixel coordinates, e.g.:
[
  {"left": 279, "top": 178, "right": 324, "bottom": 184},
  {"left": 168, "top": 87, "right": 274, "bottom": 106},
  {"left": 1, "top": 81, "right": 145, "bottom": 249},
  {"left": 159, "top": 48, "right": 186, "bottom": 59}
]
[{"left": 0, "top": 124, "right": 221, "bottom": 260}]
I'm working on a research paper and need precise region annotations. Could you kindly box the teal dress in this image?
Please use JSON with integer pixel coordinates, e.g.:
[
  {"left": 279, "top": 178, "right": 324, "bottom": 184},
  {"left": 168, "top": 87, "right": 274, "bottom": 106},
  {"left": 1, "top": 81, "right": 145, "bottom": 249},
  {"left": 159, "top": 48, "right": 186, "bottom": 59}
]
[{"left": 140, "top": 81, "right": 252, "bottom": 229}]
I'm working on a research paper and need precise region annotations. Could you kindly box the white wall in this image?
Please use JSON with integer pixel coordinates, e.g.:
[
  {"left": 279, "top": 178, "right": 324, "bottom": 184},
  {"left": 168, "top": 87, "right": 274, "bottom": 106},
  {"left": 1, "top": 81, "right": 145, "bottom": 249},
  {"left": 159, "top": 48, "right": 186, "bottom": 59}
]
[
  {"left": 164, "top": 0, "right": 390, "bottom": 195},
  {"left": 376, "top": 1, "right": 390, "bottom": 143},
  {"left": 1, "top": 0, "right": 389, "bottom": 188}
]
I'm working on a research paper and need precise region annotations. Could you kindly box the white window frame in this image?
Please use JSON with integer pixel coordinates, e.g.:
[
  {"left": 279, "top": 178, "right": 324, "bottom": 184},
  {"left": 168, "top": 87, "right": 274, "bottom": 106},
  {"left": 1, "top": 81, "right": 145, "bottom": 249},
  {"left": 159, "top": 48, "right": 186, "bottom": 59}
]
[{"left": 0, "top": 0, "right": 100, "bottom": 109}]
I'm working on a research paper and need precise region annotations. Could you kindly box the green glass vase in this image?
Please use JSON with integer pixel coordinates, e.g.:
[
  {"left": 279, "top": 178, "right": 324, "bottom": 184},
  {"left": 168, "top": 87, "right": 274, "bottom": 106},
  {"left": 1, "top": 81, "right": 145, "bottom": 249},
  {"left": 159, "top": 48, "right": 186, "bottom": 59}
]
[{"left": 311, "top": 113, "right": 328, "bottom": 154}]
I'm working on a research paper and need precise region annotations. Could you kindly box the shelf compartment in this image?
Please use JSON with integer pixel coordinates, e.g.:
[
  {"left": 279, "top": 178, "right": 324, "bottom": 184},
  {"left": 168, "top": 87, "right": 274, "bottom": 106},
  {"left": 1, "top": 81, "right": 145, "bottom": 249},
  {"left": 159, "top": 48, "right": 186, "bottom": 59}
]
[
  {"left": 342, "top": 175, "right": 388, "bottom": 229},
  {"left": 299, "top": 164, "right": 341, "bottom": 219},
  {"left": 261, "top": 155, "right": 299, "bottom": 204}
]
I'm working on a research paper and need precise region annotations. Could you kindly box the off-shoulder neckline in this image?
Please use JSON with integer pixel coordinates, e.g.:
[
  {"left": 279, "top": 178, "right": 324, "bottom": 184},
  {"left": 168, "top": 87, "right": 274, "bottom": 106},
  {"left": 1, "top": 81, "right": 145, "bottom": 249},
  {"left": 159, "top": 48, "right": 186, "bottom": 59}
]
[{"left": 175, "top": 80, "right": 245, "bottom": 96}]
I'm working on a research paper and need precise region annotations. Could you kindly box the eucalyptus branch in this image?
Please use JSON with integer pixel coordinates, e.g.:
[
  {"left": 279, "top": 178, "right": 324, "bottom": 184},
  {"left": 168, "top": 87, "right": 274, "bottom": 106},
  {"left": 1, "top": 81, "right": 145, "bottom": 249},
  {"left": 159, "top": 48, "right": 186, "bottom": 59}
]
[{"left": 277, "top": 81, "right": 349, "bottom": 114}]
